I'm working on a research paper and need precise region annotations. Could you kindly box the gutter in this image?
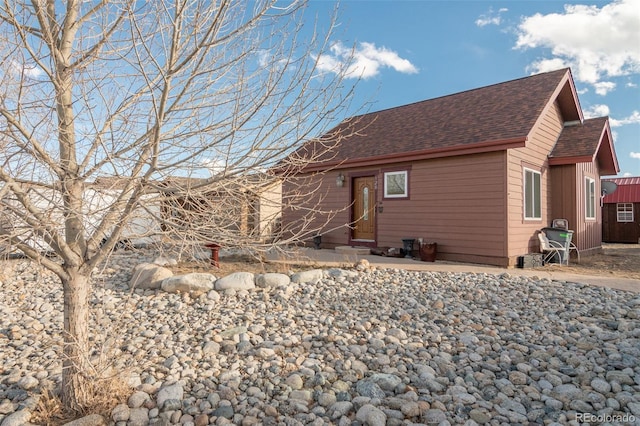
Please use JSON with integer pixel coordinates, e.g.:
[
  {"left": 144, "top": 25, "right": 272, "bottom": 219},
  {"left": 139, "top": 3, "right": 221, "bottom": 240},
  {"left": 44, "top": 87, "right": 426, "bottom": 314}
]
[{"left": 300, "top": 137, "right": 528, "bottom": 173}]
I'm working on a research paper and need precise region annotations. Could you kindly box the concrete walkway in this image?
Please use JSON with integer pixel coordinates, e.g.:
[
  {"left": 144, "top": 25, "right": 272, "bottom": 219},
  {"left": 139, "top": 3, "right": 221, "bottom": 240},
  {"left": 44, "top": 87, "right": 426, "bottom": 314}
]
[{"left": 266, "top": 247, "right": 640, "bottom": 294}]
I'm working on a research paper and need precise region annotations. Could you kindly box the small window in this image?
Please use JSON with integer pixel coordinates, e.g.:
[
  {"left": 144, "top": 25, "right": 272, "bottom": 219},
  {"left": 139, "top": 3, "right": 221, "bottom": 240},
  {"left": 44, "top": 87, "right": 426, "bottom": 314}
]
[
  {"left": 524, "top": 168, "right": 541, "bottom": 220},
  {"left": 384, "top": 171, "right": 408, "bottom": 198},
  {"left": 617, "top": 203, "right": 634, "bottom": 222},
  {"left": 363, "top": 187, "right": 370, "bottom": 220},
  {"left": 585, "top": 177, "right": 596, "bottom": 219}
]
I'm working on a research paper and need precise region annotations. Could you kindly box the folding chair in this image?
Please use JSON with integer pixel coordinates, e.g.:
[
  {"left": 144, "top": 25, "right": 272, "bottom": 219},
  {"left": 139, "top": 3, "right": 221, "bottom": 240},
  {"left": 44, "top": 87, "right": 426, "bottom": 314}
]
[{"left": 538, "top": 231, "right": 567, "bottom": 265}]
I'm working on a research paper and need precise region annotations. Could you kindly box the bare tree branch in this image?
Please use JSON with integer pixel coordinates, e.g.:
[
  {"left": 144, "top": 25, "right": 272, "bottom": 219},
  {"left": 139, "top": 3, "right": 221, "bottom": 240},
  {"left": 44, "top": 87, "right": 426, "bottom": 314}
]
[{"left": 0, "top": 0, "right": 365, "bottom": 412}]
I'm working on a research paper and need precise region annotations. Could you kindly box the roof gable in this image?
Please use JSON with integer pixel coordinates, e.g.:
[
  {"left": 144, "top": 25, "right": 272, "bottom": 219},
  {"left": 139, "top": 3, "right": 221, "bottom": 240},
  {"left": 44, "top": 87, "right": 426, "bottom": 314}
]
[
  {"left": 549, "top": 117, "right": 619, "bottom": 175},
  {"left": 291, "top": 68, "right": 580, "bottom": 169}
]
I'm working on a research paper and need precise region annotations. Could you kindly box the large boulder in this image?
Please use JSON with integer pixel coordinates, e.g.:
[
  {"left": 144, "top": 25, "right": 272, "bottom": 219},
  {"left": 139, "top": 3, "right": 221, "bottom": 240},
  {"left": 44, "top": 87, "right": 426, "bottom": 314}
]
[
  {"left": 161, "top": 273, "right": 216, "bottom": 295},
  {"left": 290, "top": 269, "right": 323, "bottom": 284},
  {"left": 255, "top": 273, "right": 290, "bottom": 288},
  {"left": 215, "top": 272, "right": 255, "bottom": 291},
  {"left": 130, "top": 263, "right": 173, "bottom": 290}
]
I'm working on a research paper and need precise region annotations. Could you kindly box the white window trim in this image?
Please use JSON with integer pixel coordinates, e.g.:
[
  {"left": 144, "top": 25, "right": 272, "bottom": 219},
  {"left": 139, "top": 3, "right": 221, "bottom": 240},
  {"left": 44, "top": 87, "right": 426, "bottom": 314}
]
[
  {"left": 617, "top": 203, "right": 634, "bottom": 222},
  {"left": 523, "top": 168, "right": 541, "bottom": 220},
  {"left": 585, "top": 177, "right": 596, "bottom": 220},
  {"left": 383, "top": 171, "right": 408, "bottom": 198}
]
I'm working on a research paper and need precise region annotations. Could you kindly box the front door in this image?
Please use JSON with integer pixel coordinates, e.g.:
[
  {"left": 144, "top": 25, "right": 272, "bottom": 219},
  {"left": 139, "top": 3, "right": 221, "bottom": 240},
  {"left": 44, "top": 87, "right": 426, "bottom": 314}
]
[{"left": 353, "top": 176, "right": 375, "bottom": 241}]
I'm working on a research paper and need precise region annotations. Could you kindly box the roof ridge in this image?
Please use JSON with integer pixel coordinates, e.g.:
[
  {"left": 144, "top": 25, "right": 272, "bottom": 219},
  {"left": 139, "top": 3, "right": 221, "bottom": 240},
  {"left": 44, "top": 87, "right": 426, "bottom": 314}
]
[{"left": 353, "top": 67, "right": 570, "bottom": 118}]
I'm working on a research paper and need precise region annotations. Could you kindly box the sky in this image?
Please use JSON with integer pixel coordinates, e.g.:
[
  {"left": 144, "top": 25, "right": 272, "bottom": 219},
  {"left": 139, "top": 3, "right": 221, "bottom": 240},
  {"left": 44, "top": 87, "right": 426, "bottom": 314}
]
[{"left": 303, "top": 0, "right": 640, "bottom": 178}]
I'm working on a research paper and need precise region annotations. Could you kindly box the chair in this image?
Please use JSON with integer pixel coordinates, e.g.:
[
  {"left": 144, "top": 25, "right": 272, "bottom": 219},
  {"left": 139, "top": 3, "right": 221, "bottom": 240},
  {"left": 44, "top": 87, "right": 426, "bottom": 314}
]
[
  {"left": 550, "top": 219, "right": 581, "bottom": 263},
  {"left": 538, "top": 231, "right": 567, "bottom": 265}
]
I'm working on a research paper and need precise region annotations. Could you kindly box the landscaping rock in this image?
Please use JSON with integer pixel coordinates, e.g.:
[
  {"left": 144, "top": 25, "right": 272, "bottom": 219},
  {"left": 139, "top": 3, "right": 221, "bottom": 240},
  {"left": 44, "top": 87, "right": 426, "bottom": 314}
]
[
  {"left": 130, "top": 263, "right": 173, "bottom": 290},
  {"left": 255, "top": 273, "right": 290, "bottom": 288},
  {"left": 61, "top": 414, "right": 107, "bottom": 426},
  {"left": 161, "top": 273, "right": 215, "bottom": 295},
  {"left": 156, "top": 383, "right": 184, "bottom": 410},
  {"left": 214, "top": 272, "right": 255, "bottom": 291},
  {"left": 290, "top": 269, "right": 323, "bottom": 284},
  {"left": 1, "top": 252, "right": 639, "bottom": 426}
]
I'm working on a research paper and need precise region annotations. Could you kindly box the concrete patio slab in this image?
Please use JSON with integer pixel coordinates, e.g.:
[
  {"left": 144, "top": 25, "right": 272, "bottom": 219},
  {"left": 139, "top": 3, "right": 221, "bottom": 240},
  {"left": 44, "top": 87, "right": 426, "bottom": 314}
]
[{"left": 266, "top": 247, "right": 640, "bottom": 294}]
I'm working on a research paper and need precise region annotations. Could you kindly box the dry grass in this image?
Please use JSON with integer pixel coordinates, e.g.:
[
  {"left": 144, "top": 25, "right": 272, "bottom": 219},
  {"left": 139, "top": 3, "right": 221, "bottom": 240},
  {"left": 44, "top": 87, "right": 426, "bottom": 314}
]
[
  {"left": 31, "top": 374, "right": 131, "bottom": 426},
  {"left": 169, "top": 252, "right": 319, "bottom": 276},
  {"left": 542, "top": 243, "right": 640, "bottom": 280}
]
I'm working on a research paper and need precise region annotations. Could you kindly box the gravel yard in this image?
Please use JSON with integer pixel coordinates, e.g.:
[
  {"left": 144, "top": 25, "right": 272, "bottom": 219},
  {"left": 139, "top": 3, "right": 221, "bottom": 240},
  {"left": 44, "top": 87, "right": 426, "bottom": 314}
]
[{"left": 1, "top": 251, "right": 639, "bottom": 425}]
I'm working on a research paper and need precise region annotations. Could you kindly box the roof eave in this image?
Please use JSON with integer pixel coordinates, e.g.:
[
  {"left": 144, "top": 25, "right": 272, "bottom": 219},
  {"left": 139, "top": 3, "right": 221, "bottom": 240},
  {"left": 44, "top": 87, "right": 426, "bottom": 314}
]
[{"left": 301, "top": 137, "right": 527, "bottom": 172}]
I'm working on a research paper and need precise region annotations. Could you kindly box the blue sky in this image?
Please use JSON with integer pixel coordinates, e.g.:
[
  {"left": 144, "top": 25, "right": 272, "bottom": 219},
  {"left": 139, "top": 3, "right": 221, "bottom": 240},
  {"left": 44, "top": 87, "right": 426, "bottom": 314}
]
[{"left": 303, "top": 0, "right": 640, "bottom": 178}]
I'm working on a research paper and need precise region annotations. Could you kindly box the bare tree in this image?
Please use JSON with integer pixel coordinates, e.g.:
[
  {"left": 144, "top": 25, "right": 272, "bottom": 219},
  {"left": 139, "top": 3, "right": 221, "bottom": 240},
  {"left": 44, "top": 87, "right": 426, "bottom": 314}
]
[{"left": 0, "top": 0, "right": 360, "bottom": 412}]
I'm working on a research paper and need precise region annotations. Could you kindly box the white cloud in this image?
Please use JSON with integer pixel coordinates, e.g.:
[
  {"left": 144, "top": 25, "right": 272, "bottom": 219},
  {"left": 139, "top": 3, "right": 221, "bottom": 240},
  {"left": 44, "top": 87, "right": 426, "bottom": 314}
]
[
  {"left": 11, "top": 60, "right": 43, "bottom": 79},
  {"left": 258, "top": 51, "right": 270, "bottom": 68},
  {"left": 583, "top": 104, "right": 610, "bottom": 119},
  {"left": 623, "top": 172, "right": 633, "bottom": 176},
  {"left": 526, "top": 58, "right": 569, "bottom": 74},
  {"left": 583, "top": 105, "right": 640, "bottom": 127},
  {"left": 315, "top": 41, "right": 418, "bottom": 79},
  {"left": 630, "top": 152, "right": 640, "bottom": 159},
  {"left": 610, "top": 110, "right": 640, "bottom": 127},
  {"left": 593, "top": 81, "right": 616, "bottom": 96},
  {"left": 515, "top": 0, "right": 640, "bottom": 90},
  {"left": 476, "top": 7, "right": 508, "bottom": 27},
  {"left": 257, "top": 50, "right": 290, "bottom": 71}
]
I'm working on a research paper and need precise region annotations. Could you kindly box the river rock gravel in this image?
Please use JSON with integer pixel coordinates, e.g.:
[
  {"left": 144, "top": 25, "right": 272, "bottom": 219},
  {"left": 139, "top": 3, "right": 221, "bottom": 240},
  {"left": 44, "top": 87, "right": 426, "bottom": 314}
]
[{"left": 1, "top": 252, "right": 639, "bottom": 426}]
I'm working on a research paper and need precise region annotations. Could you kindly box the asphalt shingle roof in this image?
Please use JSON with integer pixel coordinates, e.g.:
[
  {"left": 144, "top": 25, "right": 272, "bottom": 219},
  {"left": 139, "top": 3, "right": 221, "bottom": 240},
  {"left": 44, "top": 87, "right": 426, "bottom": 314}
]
[
  {"left": 293, "top": 68, "right": 574, "bottom": 166},
  {"left": 550, "top": 117, "right": 608, "bottom": 159}
]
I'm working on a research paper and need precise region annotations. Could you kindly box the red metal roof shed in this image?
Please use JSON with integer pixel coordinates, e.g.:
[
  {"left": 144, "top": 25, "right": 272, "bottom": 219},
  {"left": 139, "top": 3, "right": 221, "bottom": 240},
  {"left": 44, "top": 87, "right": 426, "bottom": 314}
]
[{"left": 602, "top": 177, "right": 640, "bottom": 203}]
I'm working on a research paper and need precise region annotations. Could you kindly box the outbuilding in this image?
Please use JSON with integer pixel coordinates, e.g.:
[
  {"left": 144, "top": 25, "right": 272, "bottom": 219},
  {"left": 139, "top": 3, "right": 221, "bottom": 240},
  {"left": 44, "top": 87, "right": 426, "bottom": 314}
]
[{"left": 602, "top": 177, "right": 640, "bottom": 243}]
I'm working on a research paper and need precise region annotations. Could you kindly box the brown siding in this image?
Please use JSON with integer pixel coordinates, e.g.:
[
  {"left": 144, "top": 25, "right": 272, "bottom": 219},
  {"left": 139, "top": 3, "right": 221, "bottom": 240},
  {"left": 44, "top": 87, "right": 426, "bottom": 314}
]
[
  {"left": 603, "top": 202, "right": 640, "bottom": 243},
  {"left": 281, "top": 171, "right": 352, "bottom": 246},
  {"left": 375, "top": 152, "right": 508, "bottom": 265},
  {"left": 574, "top": 161, "right": 603, "bottom": 253},
  {"left": 549, "top": 164, "right": 579, "bottom": 254},
  {"left": 550, "top": 164, "right": 577, "bottom": 230},
  {"left": 506, "top": 101, "right": 564, "bottom": 264},
  {"left": 284, "top": 152, "right": 509, "bottom": 265}
]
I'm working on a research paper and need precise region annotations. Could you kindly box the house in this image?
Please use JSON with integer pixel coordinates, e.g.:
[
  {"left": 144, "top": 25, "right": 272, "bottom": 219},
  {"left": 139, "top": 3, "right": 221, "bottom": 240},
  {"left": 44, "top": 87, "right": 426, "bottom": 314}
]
[
  {"left": 281, "top": 68, "right": 619, "bottom": 267},
  {"left": 602, "top": 177, "right": 640, "bottom": 244},
  {"left": 159, "top": 175, "right": 282, "bottom": 244},
  {"left": 1, "top": 174, "right": 281, "bottom": 257}
]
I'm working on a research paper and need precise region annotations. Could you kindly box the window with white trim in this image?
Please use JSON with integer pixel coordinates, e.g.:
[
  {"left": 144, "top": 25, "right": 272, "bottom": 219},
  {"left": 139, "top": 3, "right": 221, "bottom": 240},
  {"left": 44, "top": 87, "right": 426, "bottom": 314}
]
[
  {"left": 384, "top": 171, "right": 408, "bottom": 198},
  {"left": 585, "top": 177, "right": 596, "bottom": 219},
  {"left": 524, "top": 168, "right": 541, "bottom": 219},
  {"left": 617, "top": 203, "right": 634, "bottom": 222}
]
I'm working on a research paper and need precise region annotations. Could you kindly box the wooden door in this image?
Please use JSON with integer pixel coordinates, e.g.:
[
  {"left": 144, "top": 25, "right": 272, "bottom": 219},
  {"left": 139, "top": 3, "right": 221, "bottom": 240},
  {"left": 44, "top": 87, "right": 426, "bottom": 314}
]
[{"left": 353, "top": 176, "right": 375, "bottom": 241}]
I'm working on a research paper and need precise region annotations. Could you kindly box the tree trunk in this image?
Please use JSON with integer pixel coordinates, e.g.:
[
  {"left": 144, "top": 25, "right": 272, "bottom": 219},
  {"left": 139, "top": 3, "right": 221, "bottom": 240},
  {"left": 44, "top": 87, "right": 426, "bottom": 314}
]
[{"left": 61, "top": 269, "right": 92, "bottom": 412}]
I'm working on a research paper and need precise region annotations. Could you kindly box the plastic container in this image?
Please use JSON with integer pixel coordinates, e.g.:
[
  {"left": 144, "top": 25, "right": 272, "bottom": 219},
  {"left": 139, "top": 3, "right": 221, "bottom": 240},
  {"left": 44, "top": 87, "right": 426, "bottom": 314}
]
[
  {"left": 542, "top": 227, "right": 574, "bottom": 264},
  {"left": 419, "top": 242, "right": 437, "bottom": 262}
]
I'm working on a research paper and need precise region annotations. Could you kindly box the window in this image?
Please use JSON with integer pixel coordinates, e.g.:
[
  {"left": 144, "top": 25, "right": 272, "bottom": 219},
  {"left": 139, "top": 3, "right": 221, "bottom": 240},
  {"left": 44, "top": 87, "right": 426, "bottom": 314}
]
[
  {"left": 585, "top": 177, "right": 596, "bottom": 219},
  {"left": 524, "top": 168, "right": 541, "bottom": 219},
  {"left": 384, "top": 171, "right": 408, "bottom": 198},
  {"left": 363, "top": 187, "right": 370, "bottom": 220},
  {"left": 617, "top": 203, "right": 634, "bottom": 222}
]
